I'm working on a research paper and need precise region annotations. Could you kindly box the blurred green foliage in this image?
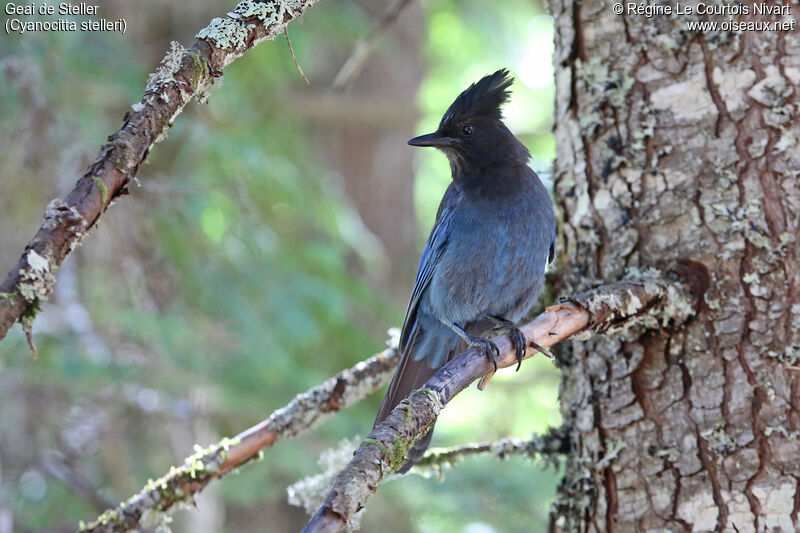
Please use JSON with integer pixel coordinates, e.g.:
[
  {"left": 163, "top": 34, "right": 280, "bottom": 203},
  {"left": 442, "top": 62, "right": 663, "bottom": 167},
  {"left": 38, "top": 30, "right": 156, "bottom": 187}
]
[{"left": 0, "top": 0, "right": 560, "bottom": 531}]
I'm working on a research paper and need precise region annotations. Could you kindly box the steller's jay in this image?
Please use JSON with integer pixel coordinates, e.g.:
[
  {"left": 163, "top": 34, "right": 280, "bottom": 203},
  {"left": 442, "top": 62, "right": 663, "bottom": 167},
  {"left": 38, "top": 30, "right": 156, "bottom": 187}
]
[{"left": 375, "top": 69, "right": 556, "bottom": 472}]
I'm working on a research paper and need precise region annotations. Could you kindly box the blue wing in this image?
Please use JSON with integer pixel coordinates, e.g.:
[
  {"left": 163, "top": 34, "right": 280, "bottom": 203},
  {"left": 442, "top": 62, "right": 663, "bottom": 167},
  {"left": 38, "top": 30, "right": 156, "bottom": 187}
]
[{"left": 398, "top": 185, "right": 460, "bottom": 351}]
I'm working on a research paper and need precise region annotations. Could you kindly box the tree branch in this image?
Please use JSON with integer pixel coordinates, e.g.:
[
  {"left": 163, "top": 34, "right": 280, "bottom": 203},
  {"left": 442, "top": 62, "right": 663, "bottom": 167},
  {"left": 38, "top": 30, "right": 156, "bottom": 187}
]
[
  {"left": 302, "top": 274, "right": 699, "bottom": 532},
  {"left": 79, "top": 348, "right": 399, "bottom": 532},
  {"left": 414, "top": 425, "right": 571, "bottom": 472},
  {"left": 0, "top": 0, "right": 324, "bottom": 342},
  {"left": 287, "top": 427, "right": 570, "bottom": 523}
]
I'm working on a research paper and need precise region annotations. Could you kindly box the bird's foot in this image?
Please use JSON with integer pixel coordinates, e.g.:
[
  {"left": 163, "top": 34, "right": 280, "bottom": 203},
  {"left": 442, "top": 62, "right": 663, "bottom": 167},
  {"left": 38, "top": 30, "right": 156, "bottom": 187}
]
[
  {"left": 506, "top": 325, "right": 526, "bottom": 371},
  {"left": 464, "top": 333, "right": 500, "bottom": 372},
  {"left": 489, "top": 316, "right": 526, "bottom": 371},
  {"left": 489, "top": 315, "right": 554, "bottom": 368}
]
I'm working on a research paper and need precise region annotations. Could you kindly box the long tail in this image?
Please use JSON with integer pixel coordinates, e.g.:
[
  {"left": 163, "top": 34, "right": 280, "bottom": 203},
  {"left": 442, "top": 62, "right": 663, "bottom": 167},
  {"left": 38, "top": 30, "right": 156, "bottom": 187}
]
[{"left": 374, "top": 319, "right": 460, "bottom": 473}]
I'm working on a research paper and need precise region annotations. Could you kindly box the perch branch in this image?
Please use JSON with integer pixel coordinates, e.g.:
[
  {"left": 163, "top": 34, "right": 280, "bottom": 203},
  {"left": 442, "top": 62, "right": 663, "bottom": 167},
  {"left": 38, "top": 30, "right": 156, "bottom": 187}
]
[
  {"left": 0, "top": 0, "right": 324, "bottom": 342},
  {"left": 302, "top": 275, "right": 699, "bottom": 532},
  {"left": 79, "top": 348, "right": 399, "bottom": 532}
]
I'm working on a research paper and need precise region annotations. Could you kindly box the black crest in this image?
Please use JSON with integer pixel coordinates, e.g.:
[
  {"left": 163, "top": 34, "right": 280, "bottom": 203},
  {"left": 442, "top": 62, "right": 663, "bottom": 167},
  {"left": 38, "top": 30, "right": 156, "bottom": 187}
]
[{"left": 440, "top": 69, "right": 513, "bottom": 127}]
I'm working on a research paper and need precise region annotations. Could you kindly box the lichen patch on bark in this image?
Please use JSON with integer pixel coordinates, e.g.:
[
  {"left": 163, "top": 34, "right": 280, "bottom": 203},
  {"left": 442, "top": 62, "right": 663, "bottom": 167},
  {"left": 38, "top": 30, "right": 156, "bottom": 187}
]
[{"left": 548, "top": 0, "right": 800, "bottom": 530}]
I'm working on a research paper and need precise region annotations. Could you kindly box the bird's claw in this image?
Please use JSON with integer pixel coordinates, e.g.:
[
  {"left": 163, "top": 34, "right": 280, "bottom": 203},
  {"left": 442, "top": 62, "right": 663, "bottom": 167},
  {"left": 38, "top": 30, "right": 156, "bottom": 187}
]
[
  {"left": 508, "top": 326, "right": 526, "bottom": 371},
  {"left": 467, "top": 335, "right": 500, "bottom": 372},
  {"left": 488, "top": 316, "right": 527, "bottom": 371}
]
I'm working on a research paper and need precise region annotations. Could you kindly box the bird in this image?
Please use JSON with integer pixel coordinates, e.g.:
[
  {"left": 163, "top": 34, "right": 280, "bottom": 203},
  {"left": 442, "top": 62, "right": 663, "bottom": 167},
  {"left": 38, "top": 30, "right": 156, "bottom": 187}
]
[{"left": 374, "top": 69, "right": 556, "bottom": 472}]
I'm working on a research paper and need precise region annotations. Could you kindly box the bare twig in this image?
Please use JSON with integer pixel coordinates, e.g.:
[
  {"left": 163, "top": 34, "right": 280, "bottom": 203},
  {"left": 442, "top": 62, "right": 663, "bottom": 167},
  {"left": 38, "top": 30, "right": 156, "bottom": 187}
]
[
  {"left": 79, "top": 348, "right": 399, "bottom": 532},
  {"left": 285, "top": 28, "right": 311, "bottom": 85},
  {"left": 302, "top": 276, "right": 698, "bottom": 532},
  {"left": 0, "top": 0, "right": 324, "bottom": 343},
  {"left": 330, "top": 0, "right": 415, "bottom": 92},
  {"left": 22, "top": 321, "right": 38, "bottom": 359},
  {"left": 415, "top": 425, "right": 571, "bottom": 472},
  {"left": 42, "top": 451, "right": 116, "bottom": 512}
]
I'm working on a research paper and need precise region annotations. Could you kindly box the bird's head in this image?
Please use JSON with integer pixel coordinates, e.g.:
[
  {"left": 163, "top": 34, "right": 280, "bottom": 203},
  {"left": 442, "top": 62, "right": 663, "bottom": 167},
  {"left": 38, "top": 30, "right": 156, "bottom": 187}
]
[{"left": 408, "top": 69, "right": 530, "bottom": 173}]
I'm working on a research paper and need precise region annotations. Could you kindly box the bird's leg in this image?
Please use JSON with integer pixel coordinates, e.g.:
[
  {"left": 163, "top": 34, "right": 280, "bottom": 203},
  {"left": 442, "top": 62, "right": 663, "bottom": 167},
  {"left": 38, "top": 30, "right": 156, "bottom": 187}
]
[
  {"left": 448, "top": 323, "right": 500, "bottom": 372},
  {"left": 490, "top": 315, "right": 554, "bottom": 370},
  {"left": 489, "top": 316, "right": 526, "bottom": 371}
]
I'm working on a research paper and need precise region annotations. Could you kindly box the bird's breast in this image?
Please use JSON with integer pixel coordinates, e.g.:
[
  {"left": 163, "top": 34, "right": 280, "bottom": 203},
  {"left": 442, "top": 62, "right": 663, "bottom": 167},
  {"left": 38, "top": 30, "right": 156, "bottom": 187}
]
[{"left": 424, "top": 195, "right": 551, "bottom": 325}]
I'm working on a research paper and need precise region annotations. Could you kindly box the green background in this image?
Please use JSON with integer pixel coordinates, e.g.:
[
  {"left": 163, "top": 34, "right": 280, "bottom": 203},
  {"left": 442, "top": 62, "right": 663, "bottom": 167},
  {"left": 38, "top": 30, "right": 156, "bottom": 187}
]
[{"left": 0, "top": 0, "right": 560, "bottom": 531}]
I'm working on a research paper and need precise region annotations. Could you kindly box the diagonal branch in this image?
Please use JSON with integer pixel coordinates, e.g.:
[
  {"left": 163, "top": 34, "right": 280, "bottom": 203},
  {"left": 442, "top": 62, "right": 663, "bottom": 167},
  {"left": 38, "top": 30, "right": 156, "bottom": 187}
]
[
  {"left": 302, "top": 274, "right": 700, "bottom": 532},
  {"left": 79, "top": 348, "right": 399, "bottom": 532},
  {"left": 0, "top": 0, "right": 325, "bottom": 342}
]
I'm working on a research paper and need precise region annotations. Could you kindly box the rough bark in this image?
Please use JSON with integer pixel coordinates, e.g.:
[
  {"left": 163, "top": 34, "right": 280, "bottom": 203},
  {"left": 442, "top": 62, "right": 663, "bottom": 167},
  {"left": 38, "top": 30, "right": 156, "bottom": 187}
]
[
  {"left": 0, "top": 0, "right": 323, "bottom": 341},
  {"left": 303, "top": 277, "right": 699, "bottom": 532},
  {"left": 548, "top": 1, "right": 800, "bottom": 531}
]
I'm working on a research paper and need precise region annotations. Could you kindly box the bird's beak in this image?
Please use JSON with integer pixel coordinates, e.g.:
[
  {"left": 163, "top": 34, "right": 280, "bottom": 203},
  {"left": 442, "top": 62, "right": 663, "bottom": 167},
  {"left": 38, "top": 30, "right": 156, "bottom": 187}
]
[{"left": 407, "top": 132, "right": 455, "bottom": 148}]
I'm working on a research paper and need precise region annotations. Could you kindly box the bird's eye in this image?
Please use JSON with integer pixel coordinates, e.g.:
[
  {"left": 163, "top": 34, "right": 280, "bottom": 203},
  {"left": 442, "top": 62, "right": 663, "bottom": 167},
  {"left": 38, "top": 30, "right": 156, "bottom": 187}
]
[{"left": 462, "top": 125, "right": 474, "bottom": 136}]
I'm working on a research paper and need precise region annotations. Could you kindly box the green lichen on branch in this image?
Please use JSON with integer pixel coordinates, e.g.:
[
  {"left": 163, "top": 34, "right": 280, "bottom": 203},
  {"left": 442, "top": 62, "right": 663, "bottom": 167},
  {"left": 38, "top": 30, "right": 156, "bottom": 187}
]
[
  {"left": 361, "top": 437, "right": 390, "bottom": 457},
  {"left": 91, "top": 176, "right": 109, "bottom": 205},
  {"left": 79, "top": 437, "right": 240, "bottom": 532},
  {"left": 389, "top": 436, "right": 412, "bottom": 471},
  {"left": 416, "top": 386, "right": 443, "bottom": 407},
  {"left": 358, "top": 435, "right": 413, "bottom": 473},
  {"left": 187, "top": 51, "right": 211, "bottom": 91}
]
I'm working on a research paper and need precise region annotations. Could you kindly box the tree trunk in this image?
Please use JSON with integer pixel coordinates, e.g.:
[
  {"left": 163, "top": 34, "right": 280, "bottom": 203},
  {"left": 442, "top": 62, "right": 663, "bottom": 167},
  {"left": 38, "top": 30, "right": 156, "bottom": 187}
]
[{"left": 548, "top": 1, "right": 800, "bottom": 531}]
